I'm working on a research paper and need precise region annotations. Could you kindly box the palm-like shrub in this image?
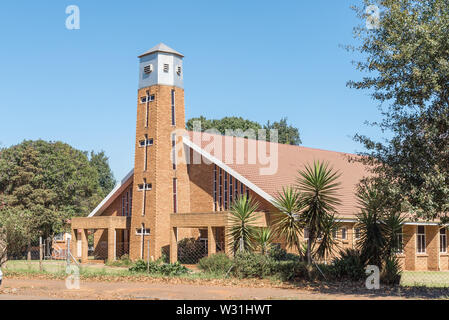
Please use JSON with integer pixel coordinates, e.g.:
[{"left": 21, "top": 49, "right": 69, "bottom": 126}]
[
  {"left": 296, "top": 161, "right": 342, "bottom": 265},
  {"left": 272, "top": 187, "right": 304, "bottom": 255},
  {"left": 356, "top": 182, "right": 389, "bottom": 266},
  {"left": 356, "top": 181, "right": 405, "bottom": 283},
  {"left": 228, "top": 195, "right": 259, "bottom": 253},
  {"left": 253, "top": 227, "right": 274, "bottom": 255},
  {"left": 314, "top": 212, "right": 340, "bottom": 261}
]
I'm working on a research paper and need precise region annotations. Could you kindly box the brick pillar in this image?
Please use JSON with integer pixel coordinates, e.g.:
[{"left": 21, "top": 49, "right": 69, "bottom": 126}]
[
  {"left": 208, "top": 226, "right": 216, "bottom": 256},
  {"left": 107, "top": 228, "right": 116, "bottom": 262},
  {"left": 81, "top": 229, "right": 89, "bottom": 263},
  {"left": 70, "top": 228, "right": 77, "bottom": 260},
  {"left": 403, "top": 225, "right": 416, "bottom": 270},
  {"left": 170, "top": 227, "right": 178, "bottom": 263},
  {"left": 427, "top": 226, "right": 439, "bottom": 271}
]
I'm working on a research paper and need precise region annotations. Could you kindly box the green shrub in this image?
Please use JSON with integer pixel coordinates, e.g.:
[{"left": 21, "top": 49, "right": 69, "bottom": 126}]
[
  {"left": 327, "top": 249, "right": 366, "bottom": 281},
  {"left": 271, "top": 260, "right": 308, "bottom": 281},
  {"left": 106, "top": 254, "right": 132, "bottom": 267},
  {"left": 381, "top": 255, "right": 402, "bottom": 285},
  {"left": 268, "top": 246, "right": 301, "bottom": 262},
  {"left": 129, "top": 260, "right": 189, "bottom": 276},
  {"left": 177, "top": 238, "right": 207, "bottom": 264},
  {"left": 198, "top": 253, "right": 233, "bottom": 274},
  {"left": 232, "top": 252, "right": 275, "bottom": 279}
]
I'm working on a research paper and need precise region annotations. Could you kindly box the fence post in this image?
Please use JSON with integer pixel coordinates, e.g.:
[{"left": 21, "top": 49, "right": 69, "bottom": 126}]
[
  {"left": 39, "top": 236, "right": 43, "bottom": 272},
  {"left": 27, "top": 242, "right": 31, "bottom": 261},
  {"left": 67, "top": 238, "right": 71, "bottom": 268}
]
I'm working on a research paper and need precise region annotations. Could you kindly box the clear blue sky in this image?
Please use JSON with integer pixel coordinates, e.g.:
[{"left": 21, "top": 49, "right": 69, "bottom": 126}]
[{"left": 0, "top": 1, "right": 383, "bottom": 181}]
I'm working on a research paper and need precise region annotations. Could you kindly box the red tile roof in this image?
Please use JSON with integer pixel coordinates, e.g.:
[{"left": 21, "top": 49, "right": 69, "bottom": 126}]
[{"left": 186, "top": 131, "right": 370, "bottom": 219}]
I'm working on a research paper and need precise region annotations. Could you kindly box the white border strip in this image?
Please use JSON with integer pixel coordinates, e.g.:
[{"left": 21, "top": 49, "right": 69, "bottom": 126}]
[
  {"left": 88, "top": 169, "right": 134, "bottom": 217},
  {"left": 183, "top": 136, "right": 275, "bottom": 204}
]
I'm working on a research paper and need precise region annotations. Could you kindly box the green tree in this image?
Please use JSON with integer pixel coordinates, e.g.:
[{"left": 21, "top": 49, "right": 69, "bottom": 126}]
[
  {"left": 228, "top": 195, "right": 260, "bottom": 253},
  {"left": 187, "top": 116, "right": 301, "bottom": 145},
  {"left": 0, "top": 140, "right": 111, "bottom": 240},
  {"left": 89, "top": 151, "right": 116, "bottom": 197},
  {"left": 349, "top": 0, "right": 449, "bottom": 221},
  {"left": 264, "top": 117, "right": 301, "bottom": 145}
]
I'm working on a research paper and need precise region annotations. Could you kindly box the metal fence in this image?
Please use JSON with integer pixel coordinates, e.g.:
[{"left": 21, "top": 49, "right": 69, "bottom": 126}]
[{"left": 177, "top": 238, "right": 224, "bottom": 264}]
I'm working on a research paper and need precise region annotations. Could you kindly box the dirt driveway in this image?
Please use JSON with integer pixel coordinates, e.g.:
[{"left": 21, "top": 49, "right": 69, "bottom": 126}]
[{"left": 0, "top": 277, "right": 410, "bottom": 300}]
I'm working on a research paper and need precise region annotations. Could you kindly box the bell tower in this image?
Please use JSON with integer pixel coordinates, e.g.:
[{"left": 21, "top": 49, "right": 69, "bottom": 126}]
[{"left": 129, "top": 43, "right": 190, "bottom": 260}]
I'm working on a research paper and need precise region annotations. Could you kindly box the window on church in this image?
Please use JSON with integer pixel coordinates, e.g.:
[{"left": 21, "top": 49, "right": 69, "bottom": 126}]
[
  {"left": 139, "top": 138, "right": 153, "bottom": 147},
  {"left": 136, "top": 228, "right": 150, "bottom": 235},
  {"left": 140, "top": 95, "right": 154, "bottom": 103},
  {"left": 173, "top": 178, "right": 178, "bottom": 213},
  {"left": 172, "top": 133, "right": 176, "bottom": 170},
  {"left": 213, "top": 165, "right": 217, "bottom": 211},
  {"left": 138, "top": 183, "right": 152, "bottom": 191},
  {"left": 417, "top": 226, "right": 426, "bottom": 253},
  {"left": 171, "top": 89, "right": 176, "bottom": 126},
  {"left": 163, "top": 64, "right": 169, "bottom": 73},
  {"left": 440, "top": 228, "right": 447, "bottom": 253},
  {"left": 224, "top": 172, "right": 228, "bottom": 210}
]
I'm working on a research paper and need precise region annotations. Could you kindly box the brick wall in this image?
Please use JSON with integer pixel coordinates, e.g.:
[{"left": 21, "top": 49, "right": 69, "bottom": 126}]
[{"left": 130, "top": 85, "right": 190, "bottom": 261}]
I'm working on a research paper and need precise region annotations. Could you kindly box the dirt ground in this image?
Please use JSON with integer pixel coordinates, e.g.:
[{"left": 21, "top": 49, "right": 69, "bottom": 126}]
[
  {"left": 1, "top": 276, "right": 448, "bottom": 300},
  {"left": 0, "top": 278, "right": 401, "bottom": 300}
]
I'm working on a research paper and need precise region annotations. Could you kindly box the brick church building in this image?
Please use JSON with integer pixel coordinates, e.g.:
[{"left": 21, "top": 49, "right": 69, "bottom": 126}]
[{"left": 71, "top": 43, "right": 448, "bottom": 271}]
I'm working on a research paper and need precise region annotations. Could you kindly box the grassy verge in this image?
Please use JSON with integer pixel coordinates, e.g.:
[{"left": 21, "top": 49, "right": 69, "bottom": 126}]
[{"left": 401, "top": 271, "right": 449, "bottom": 288}]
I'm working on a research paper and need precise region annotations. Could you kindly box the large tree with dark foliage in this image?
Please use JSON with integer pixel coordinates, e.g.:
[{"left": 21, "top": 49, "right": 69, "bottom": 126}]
[
  {"left": 349, "top": 0, "right": 449, "bottom": 221},
  {"left": 186, "top": 116, "right": 301, "bottom": 145},
  {"left": 0, "top": 140, "right": 115, "bottom": 242}
]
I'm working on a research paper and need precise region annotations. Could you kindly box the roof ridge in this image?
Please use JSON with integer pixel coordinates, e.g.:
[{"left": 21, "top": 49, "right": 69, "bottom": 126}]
[{"left": 186, "top": 130, "right": 361, "bottom": 158}]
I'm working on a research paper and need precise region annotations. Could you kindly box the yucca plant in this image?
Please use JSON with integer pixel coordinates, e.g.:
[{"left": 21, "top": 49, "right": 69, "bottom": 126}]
[
  {"left": 383, "top": 211, "right": 406, "bottom": 258},
  {"left": 314, "top": 213, "right": 340, "bottom": 261},
  {"left": 228, "top": 195, "right": 259, "bottom": 253},
  {"left": 355, "top": 182, "right": 388, "bottom": 268},
  {"left": 272, "top": 187, "right": 304, "bottom": 255},
  {"left": 253, "top": 227, "right": 274, "bottom": 255},
  {"left": 296, "top": 160, "right": 342, "bottom": 265}
]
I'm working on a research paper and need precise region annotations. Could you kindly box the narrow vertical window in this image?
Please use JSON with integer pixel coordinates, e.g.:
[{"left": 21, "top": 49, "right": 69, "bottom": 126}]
[
  {"left": 234, "top": 179, "right": 238, "bottom": 198},
  {"left": 224, "top": 172, "right": 228, "bottom": 210},
  {"left": 219, "top": 168, "right": 223, "bottom": 211},
  {"left": 245, "top": 186, "right": 249, "bottom": 201},
  {"left": 213, "top": 165, "right": 217, "bottom": 211},
  {"left": 171, "top": 89, "right": 176, "bottom": 126},
  {"left": 144, "top": 134, "right": 148, "bottom": 171},
  {"left": 417, "top": 226, "right": 426, "bottom": 253},
  {"left": 171, "top": 133, "right": 176, "bottom": 170},
  {"left": 395, "top": 228, "right": 403, "bottom": 253},
  {"left": 240, "top": 182, "right": 244, "bottom": 196},
  {"left": 142, "top": 178, "right": 147, "bottom": 216},
  {"left": 229, "top": 176, "right": 233, "bottom": 207},
  {"left": 129, "top": 188, "right": 133, "bottom": 216},
  {"left": 125, "top": 191, "right": 129, "bottom": 216},
  {"left": 173, "top": 178, "right": 178, "bottom": 213},
  {"left": 145, "top": 90, "right": 150, "bottom": 128},
  {"left": 341, "top": 228, "right": 347, "bottom": 240},
  {"left": 121, "top": 195, "right": 125, "bottom": 216},
  {"left": 354, "top": 228, "right": 361, "bottom": 240},
  {"left": 440, "top": 228, "right": 447, "bottom": 253}
]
